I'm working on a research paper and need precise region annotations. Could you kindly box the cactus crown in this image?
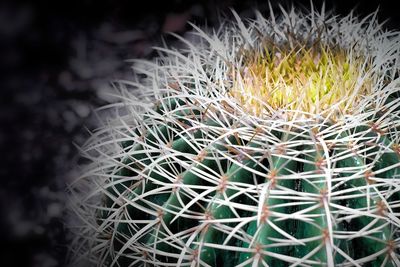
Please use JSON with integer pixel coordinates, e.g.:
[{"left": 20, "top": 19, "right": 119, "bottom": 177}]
[
  {"left": 232, "top": 44, "right": 371, "bottom": 118},
  {"left": 68, "top": 4, "right": 400, "bottom": 267}
]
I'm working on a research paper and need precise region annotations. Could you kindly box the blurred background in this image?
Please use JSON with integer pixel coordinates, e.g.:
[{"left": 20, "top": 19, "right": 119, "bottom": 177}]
[{"left": 1, "top": 0, "right": 398, "bottom": 266}]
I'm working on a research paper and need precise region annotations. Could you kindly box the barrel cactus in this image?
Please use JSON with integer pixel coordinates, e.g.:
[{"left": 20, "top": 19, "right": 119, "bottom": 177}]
[{"left": 68, "top": 5, "right": 400, "bottom": 266}]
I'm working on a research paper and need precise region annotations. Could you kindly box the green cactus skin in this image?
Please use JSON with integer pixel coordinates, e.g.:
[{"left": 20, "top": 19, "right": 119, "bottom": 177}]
[{"left": 68, "top": 5, "right": 400, "bottom": 267}]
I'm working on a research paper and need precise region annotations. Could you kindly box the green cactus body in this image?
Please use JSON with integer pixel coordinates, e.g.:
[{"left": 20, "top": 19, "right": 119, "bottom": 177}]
[{"left": 69, "top": 5, "right": 400, "bottom": 267}]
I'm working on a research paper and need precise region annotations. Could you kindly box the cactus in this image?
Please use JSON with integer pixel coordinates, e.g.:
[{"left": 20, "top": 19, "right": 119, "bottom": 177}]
[{"left": 68, "top": 5, "right": 400, "bottom": 266}]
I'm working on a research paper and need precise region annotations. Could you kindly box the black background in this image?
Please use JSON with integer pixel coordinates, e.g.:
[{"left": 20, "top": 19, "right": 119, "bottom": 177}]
[{"left": 1, "top": 0, "right": 399, "bottom": 266}]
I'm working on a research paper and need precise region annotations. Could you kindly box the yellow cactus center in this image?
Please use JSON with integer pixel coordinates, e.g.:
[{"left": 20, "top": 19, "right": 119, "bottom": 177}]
[{"left": 230, "top": 44, "right": 372, "bottom": 119}]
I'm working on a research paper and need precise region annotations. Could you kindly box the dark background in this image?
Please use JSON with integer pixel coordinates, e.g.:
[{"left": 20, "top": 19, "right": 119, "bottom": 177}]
[{"left": 1, "top": 0, "right": 399, "bottom": 266}]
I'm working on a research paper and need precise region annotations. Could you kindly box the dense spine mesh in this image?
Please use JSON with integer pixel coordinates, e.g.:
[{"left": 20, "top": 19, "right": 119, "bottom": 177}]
[{"left": 68, "top": 5, "right": 400, "bottom": 266}]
